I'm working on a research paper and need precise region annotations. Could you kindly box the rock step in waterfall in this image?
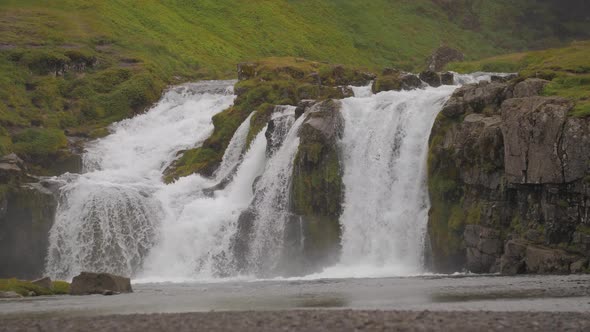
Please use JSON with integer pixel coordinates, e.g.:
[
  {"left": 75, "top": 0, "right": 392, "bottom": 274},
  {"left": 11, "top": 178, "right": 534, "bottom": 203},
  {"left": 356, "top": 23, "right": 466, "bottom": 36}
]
[{"left": 45, "top": 74, "right": 493, "bottom": 281}]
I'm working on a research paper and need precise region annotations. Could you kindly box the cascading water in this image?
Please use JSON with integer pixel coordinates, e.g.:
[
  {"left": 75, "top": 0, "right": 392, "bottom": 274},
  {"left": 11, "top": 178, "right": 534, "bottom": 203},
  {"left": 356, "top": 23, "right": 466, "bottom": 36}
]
[
  {"left": 45, "top": 81, "right": 237, "bottom": 280},
  {"left": 333, "top": 86, "right": 456, "bottom": 276},
  {"left": 45, "top": 73, "right": 495, "bottom": 282},
  {"left": 243, "top": 106, "right": 305, "bottom": 275}
]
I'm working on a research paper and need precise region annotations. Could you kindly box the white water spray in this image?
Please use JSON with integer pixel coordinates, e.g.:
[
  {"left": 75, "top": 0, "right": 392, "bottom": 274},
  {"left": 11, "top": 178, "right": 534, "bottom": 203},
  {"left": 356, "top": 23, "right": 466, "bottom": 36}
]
[
  {"left": 245, "top": 106, "right": 304, "bottom": 275},
  {"left": 310, "top": 85, "right": 456, "bottom": 278},
  {"left": 45, "top": 81, "right": 237, "bottom": 280}
]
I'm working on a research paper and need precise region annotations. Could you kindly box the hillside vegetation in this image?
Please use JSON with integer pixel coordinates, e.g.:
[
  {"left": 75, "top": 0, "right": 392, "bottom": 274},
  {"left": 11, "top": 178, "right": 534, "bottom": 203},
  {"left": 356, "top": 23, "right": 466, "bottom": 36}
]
[
  {"left": 447, "top": 41, "right": 590, "bottom": 117},
  {"left": 0, "top": 0, "right": 587, "bottom": 173}
]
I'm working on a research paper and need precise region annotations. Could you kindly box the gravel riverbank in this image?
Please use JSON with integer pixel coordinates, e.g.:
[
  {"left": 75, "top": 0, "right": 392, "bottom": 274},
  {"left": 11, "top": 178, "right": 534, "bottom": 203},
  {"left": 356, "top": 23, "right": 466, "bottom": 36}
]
[{"left": 1, "top": 310, "right": 590, "bottom": 332}]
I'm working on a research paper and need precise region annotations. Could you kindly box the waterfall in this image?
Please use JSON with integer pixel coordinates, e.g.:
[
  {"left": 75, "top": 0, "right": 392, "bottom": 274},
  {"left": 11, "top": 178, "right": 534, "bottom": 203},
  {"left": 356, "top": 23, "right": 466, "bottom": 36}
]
[
  {"left": 243, "top": 106, "right": 305, "bottom": 276},
  {"left": 45, "top": 74, "right": 494, "bottom": 281},
  {"left": 309, "top": 85, "right": 457, "bottom": 278},
  {"left": 45, "top": 80, "right": 237, "bottom": 280}
]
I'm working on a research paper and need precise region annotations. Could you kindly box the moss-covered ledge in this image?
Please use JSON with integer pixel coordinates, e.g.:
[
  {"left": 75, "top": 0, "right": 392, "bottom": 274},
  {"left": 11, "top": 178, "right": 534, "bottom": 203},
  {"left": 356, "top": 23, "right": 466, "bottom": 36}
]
[
  {"left": 290, "top": 99, "right": 344, "bottom": 272},
  {"left": 163, "top": 58, "right": 374, "bottom": 183}
]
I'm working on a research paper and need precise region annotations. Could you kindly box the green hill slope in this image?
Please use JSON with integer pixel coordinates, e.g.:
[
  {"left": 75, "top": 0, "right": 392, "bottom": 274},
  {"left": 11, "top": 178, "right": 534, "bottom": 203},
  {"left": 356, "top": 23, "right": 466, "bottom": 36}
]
[{"left": 0, "top": 0, "right": 587, "bottom": 171}]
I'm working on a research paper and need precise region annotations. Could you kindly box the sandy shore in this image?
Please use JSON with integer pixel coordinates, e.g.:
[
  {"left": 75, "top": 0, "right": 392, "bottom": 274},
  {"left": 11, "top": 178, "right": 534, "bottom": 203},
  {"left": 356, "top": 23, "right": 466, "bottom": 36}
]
[{"left": 1, "top": 310, "right": 589, "bottom": 332}]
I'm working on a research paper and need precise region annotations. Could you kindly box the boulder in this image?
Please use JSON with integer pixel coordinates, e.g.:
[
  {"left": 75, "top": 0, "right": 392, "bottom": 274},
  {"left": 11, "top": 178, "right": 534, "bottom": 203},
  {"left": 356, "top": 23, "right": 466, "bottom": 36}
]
[
  {"left": 501, "top": 97, "right": 573, "bottom": 184},
  {"left": 419, "top": 70, "right": 441, "bottom": 87},
  {"left": 31, "top": 277, "right": 51, "bottom": 289},
  {"left": 512, "top": 78, "right": 549, "bottom": 98},
  {"left": 0, "top": 291, "right": 22, "bottom": 299},
  {"left": 69, "top": 272, "right": 132, "bottom": 295},
  {"left": 441, "top": 72, "right": 454, "bottom": 85},
  {"left": 372, "top": 72, "right": 422, "bottom": 93},
  {"left": 525, "top": 245, "right": 579, "bottom": 274},
  {"left": 500, "top": 240, "right": 528, "bottom": 275},
  {"left": 427, "top": 46, "right": 464, "bottom": 71},
  {"left": 441, "top": 81, "right": 508, "bottom": 118},
  {"left": 400, "top": 73, "right": 423, "bottom": 90},
  {"left": 570, "top": 259, "right": 589, "bottom": 273}
]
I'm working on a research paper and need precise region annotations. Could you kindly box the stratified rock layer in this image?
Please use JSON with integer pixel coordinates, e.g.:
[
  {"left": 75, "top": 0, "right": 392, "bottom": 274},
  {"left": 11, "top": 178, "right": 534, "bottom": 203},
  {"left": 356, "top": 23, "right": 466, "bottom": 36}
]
[{"left": 428, "top": 78, "right": 590, "bottom": 274}]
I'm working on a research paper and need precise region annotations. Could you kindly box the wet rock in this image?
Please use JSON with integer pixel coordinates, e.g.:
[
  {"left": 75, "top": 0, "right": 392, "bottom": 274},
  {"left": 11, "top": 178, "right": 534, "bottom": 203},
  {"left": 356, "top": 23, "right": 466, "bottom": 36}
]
[
  {"left": 419, "top": 70, "right": 441, "bottom": 87},
  {"left": 427, "top": 46, "right": 464, "bottom": 72},
  {"left": 501, "top": 97, "right": 573, "bottom": 184},
  {"left": 70, "top": 272, "right": 132, "bottom": 295},
  {"left": 295, "top": 99, "right": 316, "bottom": 119},
  {"left": 232, "top": 208, "right": 256, "bottom": 273},
  {"left": 0, "top": 291, "right": 22, "bottom": 298},
  {"left": 512, "top": 78, "right": 549, "bottom": 98},
  {"left": 440, "top": 72, "right": 454, "bottom": 85},
  {"left": 500, "top": 240, "right": 528, "bottom": 275},
  {"left": 441, "top": 81, "right": 508, "bottom": 118},
  {"left": 291, "top": 99, "right": 344, "bottom": 273},
  {"left": 0, "top": 184, "right": 57, "bottom": 279},
  {"left": 465, "top": 225, "right": 503, "bottom": 273},
  {"left": 372, "top": 71, "right": 421, "bottom": 93},
  {"left": 400, "top": 73, "right": 423, "bottom": 90},
  {"left": 570, "top": 259, "right": 589, "bottom": 273},
  {"left": 31, "top": 277, "right": 52, "bottom": 289},
  {"left": 525, "top": 246, "right": 579, "bottom": 274}
]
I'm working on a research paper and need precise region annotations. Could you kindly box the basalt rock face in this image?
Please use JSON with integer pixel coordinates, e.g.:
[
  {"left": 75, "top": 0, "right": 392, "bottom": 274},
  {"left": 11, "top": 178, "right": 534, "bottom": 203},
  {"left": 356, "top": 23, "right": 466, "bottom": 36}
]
[
  {"left": 428, "top": 78, "right": 590, "bottom": 274},
  {"left": 0, "top": 183, "right": 57, "bottom": 279},
  {"left": 290, "top": 99, "right": 344, "bottom": 273}
]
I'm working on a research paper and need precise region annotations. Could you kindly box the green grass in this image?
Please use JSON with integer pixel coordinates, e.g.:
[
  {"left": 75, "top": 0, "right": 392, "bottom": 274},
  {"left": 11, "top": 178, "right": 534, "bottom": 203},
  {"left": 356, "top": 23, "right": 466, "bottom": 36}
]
[
  {"left": 447, "top": 41, "right": 590, "bottom": 116},
  {"left": 51, "top": 280, "right": 71, "bottom": 295},
  {"left": 0, "top": 0, "right": 587, "bottom": 171},
  {"left": 0, "top": 278, "right": 71, "bottom": 297}
]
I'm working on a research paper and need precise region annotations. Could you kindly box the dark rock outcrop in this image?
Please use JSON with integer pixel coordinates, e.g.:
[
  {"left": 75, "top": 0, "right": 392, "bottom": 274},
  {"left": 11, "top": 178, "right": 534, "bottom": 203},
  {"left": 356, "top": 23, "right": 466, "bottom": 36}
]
[
  {"left": 419, "top": 70, "right": 442, "bottom": 87},
  {"left": 372, "top": 70, "right": 422, "bottom": 93},
  {"left": 428, "top": 78, "right": 590, "bottom": 274},
  {"left": 0, "top": 184, "right": 57, "bottom": 279},
  {"left": 290, "top": 99, "right": 344, "bottom": 273},
  {"left": 441, "top": 72, "right": 454, "bottom": 85},
  {"left": 70, "top": 272, "right": 132, "bottom": 295},
  {"left": 31, "top": 277, "right": 52, "bottom": 289}
]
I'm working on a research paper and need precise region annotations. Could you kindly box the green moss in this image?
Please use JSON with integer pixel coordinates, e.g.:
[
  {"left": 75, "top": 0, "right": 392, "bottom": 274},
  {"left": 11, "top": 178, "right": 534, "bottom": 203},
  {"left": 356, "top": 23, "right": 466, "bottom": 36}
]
[
  {"left": 0, "top": 278, "right": 53, "bottom": 297},
  {"left": 447, "top": 41, "right": 590, "bottom": 118},
  {"left": 12, "top": 128, "right": 67, "bottom": 158},
  {"left": 372, "top": 74, "right": 402, "bottom": 93},
  {"left": 466, "top": 203, "right": 482, "bottom": 225},
  {"left": 51, "top": 280, "right": 70, "bottom": 295},
  {"left": 556, "top": 199, "right": 569, "bottom": 208}
]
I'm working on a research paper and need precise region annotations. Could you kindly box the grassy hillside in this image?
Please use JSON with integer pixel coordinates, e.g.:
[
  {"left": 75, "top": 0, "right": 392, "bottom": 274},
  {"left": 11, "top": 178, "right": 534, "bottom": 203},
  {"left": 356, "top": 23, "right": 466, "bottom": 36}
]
[
  {"left": 447, "top": 41, "right": 590, "bottom": 117},
  {"left": 0, "top": 0, "right": 587, "bottom": 172}
]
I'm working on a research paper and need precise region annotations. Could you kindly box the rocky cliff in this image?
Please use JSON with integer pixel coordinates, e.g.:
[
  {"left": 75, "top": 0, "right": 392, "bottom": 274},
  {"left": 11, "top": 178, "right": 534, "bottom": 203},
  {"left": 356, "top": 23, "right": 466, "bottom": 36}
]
[{"left": 428, "top": 78, "right": 590, "bottom": 274}]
